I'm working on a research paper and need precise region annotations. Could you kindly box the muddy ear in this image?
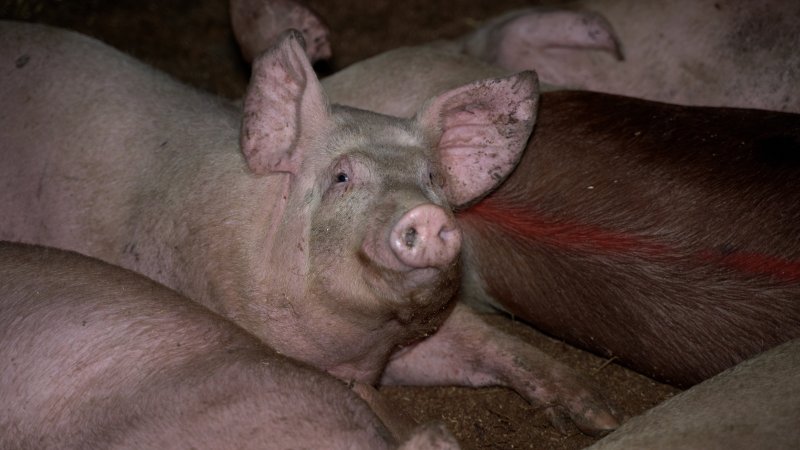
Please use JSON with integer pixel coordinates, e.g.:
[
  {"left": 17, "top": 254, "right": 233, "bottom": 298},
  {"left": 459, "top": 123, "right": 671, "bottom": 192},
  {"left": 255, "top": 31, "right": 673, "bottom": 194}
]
[
  {"left": 462, "top": 8, "right": 623, "bottom": 70},
  {"left": 230, "top": 0, "right": 331, "bottom": 63},
  {"left": 416, "top": 71, "right": 539, "bottom": 208},
  {"left": 241, "top": 30, "right": 329, "bottom": 175}
]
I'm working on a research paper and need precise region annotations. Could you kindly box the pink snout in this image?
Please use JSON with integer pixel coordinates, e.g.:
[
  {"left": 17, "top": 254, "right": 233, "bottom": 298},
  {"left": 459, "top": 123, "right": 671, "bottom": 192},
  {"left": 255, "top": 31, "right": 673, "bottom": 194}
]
[{"left": 390, "top": 204, "right": 462, "bottom": 269}]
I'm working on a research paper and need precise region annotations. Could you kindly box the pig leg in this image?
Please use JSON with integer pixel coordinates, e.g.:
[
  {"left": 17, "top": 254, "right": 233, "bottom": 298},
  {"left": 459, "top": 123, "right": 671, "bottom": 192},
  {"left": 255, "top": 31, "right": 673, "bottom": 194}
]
[{"left": 382, "top": 303, "right": 620, "bottom": 436}]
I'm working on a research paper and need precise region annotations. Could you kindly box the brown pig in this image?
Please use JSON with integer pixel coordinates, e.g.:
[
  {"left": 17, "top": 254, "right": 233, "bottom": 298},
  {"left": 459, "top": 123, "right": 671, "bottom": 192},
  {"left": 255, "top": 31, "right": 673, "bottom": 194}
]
[
  {"left": 0, "top": 242, "right": 458, "bottom": 449},
  {"left": 0, "top": 21, "right": 617, "bottom": 434},
  {"left": 321, "top": 47, "right": 800, "bottom": 388}
]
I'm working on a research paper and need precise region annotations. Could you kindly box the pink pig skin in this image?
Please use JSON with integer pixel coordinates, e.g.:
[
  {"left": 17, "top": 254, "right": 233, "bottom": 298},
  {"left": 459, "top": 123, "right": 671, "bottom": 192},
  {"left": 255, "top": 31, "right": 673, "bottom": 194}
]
[
  {"left": 0, "top": 21, "right": 617, "bottom": 436},
  {"left": 454, "top": 0, "right": 800, "bottom": 112},
  {"left": 0, "top": 242, "right": 459, "bottom": 449}
]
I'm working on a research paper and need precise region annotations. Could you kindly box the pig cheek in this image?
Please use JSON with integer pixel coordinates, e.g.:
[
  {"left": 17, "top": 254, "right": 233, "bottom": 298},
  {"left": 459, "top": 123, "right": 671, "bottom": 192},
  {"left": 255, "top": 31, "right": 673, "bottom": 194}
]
[{"left": 309, "top": 204, "right": 378, "bottom": 307}]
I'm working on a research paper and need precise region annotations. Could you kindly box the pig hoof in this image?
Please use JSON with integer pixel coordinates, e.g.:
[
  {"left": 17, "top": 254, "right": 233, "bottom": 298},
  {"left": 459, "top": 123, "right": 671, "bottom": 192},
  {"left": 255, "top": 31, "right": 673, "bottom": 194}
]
[
  {"left": 398, "top": 422, "right": 460, "bottom": 450},
  {"left": 546, "top": 403, "right": 620, "bottom": 437}
]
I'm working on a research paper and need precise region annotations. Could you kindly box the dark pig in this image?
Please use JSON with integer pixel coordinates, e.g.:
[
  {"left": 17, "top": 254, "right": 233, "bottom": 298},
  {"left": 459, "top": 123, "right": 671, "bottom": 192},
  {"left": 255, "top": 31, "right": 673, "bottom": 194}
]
[
  {"left": 322, "top": 48, "right": 800, "bottom": 387},
  {"left": 457, "top": 91, "right": 800, "bottom": 387},
  {"left": 0, "top": 22, "right": 617, "bottom": 434},
  {"left": 0, "top": 242, "right": 457, "bottom": 449}
]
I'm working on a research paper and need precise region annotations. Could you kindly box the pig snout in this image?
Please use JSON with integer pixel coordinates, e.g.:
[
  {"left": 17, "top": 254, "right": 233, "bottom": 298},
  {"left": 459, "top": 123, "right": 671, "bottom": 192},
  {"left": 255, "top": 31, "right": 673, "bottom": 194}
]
[{"left": 390, "top": 204, "right": 462, "bottom": 269}]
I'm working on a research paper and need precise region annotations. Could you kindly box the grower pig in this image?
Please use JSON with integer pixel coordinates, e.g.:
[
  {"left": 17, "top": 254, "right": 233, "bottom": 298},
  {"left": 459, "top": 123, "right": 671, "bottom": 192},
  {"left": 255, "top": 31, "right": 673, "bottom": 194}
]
[
  {"left": 454, "top": 0, "right": 800, "bottom": 112},
  {"left": 321, "top": 48, "right": 800, "bottom": 388},
  {"left": 589, "top": 339, "right": 800, "bottom": 450},
  {"left": 0, "top": 22, "right": 617, "bottom": 434},
  {"left": 0, "top": 242, "right": 456, "bottom": 449}
]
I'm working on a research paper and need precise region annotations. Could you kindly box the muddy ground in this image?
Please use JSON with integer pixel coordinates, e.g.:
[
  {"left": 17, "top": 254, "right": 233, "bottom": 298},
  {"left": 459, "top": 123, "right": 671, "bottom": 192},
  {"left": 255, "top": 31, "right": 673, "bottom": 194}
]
[{"left": 0, "top": 1, "right": 680, "bottom": 448}]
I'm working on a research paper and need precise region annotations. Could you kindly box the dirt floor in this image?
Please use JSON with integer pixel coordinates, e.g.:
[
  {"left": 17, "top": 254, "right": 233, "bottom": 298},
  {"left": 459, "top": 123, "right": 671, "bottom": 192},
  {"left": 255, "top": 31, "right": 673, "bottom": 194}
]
[{"left": 0, "top": 1, "right": 680, "bottom": 448}]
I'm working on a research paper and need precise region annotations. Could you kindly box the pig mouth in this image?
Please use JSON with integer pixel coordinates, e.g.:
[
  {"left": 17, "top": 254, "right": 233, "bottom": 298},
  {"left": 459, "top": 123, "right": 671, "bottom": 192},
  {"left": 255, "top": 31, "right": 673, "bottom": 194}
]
[
  {"left": 358, "top": 236, "right": 457, "bottom": 292},
  {"left": 357, "top": 245, "right": 461, "bottom": 312}
]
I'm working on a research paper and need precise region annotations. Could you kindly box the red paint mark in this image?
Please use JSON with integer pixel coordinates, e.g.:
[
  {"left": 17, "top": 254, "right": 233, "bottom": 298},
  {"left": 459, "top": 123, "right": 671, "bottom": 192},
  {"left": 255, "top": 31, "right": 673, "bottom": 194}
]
[
  {"left": 461, "top": 200, "right": 800, "bottom": 283},
  {"left": 462, "top": 201, "right": 670, "bottom": 256},
  {"left": 699, "top": 250, "right": 800, "bottom": 283}
]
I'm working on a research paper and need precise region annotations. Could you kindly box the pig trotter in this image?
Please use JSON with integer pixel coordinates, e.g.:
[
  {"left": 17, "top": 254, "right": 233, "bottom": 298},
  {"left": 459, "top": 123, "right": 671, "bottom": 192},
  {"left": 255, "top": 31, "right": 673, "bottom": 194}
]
[{"left": 381, "top": 303, "right": 620, "bottom": 436}]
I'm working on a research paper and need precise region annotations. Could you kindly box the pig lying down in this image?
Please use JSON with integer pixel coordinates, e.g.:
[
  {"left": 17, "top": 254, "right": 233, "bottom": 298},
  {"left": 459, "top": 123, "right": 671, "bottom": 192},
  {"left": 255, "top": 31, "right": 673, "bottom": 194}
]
[
  {"left": 0, "top": 21, "right": 617, "bottom": 434},
  {"left": 234, "top": 0, "right": 800, "bottom": 113},
  {"left": 0, "top": 242, "right": 456, "bottom": 449},
  {"left": 451, "top": 0, "right": 800, "bottom": 112},
  {"left": 322, "top": 46, "right": 800, "bottom": 388}
]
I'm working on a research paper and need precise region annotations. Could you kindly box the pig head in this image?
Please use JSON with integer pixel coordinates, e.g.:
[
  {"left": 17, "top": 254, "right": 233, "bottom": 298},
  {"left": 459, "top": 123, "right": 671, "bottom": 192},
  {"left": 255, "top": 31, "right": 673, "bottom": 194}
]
[{"left": 235, "top": 32, "right": 537, "bottom": 382}]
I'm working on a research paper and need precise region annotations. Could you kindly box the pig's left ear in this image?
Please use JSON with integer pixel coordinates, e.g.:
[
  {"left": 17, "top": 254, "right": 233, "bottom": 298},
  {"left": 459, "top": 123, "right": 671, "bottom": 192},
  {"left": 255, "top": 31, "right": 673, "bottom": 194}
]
[
  {"left": 241, "top": 29, "right": 329, "bottom": 175},
  {"left": 416, "top": 71, "right": 538, "bottom": 209}
]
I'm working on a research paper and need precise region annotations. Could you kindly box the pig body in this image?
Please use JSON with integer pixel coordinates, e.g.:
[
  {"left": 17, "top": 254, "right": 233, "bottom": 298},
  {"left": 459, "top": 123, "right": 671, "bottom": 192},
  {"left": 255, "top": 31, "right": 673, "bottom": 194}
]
[
  {"left": 0, "top": 21, "right": 617, "bottom": 434},
  {"left": 455, "top": 0, "right": 800, "bottom": 112},
  {"left": 457, "top": 91, "right": 800, "bottom": 387},
  {"left": 323, "top": 49, "right": 800, "bottom": 387},
  {"left": 0, "top": 242, "right": 455, "bottom": 449},
  {"left": 589, "top": 339, "right": 800, "bottom": 450}
]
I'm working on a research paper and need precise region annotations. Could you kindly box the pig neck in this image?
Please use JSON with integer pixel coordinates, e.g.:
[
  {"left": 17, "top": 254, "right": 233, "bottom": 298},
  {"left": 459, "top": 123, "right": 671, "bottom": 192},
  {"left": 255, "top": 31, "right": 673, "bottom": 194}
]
[{"left": 107, "top": 99, "right": 299, "bottom": 328}]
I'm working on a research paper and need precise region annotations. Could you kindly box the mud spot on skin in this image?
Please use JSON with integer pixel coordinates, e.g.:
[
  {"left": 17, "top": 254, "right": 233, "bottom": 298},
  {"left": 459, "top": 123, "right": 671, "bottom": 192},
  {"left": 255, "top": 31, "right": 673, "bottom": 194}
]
[{"left": 15, "top": 54, "right": 30, "bottom": 68}]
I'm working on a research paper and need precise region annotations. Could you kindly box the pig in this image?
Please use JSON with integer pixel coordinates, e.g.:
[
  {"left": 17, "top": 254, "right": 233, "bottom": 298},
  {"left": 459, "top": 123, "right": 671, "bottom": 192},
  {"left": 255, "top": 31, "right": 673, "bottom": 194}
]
[
  {"left": 231, "top": 0, "right": 799, "bottom": 112},
  {"left": 0, "top": 21, "right": 618, "bottom": 435},
  {"left": 230, "top": 0, "right": 331, "bottom": 63},
  {"left": 319, "top": 47, "right": 800, "bottom": 387},
  {"left": 452, "top": 0, "right": 800, "bottom": 112},
  {"left": 588, "top": 339, "right": 800, "bottom": 450},
  {"left": 0, "top": 241, "right": 456, "bottom": 449}
]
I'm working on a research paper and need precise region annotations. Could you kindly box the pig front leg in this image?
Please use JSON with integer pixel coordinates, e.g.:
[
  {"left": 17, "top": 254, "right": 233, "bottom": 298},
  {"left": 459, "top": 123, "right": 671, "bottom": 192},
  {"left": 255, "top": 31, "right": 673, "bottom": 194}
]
[{"left": 381, "top": 303, "right": 620, "bottom": 436}]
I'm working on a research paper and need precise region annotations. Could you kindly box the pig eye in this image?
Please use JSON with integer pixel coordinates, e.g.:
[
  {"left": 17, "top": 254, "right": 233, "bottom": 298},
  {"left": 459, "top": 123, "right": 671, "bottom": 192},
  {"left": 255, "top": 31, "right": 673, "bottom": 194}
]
[{"left": 335, "top": 172, "right": 350, "bottom": 183}]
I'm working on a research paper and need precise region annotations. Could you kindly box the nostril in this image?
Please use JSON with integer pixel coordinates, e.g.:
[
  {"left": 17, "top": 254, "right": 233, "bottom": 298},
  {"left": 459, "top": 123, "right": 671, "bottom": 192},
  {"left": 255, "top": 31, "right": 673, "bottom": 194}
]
[{"left": 404, "top": 227, "right": 418, "bottom": 248}]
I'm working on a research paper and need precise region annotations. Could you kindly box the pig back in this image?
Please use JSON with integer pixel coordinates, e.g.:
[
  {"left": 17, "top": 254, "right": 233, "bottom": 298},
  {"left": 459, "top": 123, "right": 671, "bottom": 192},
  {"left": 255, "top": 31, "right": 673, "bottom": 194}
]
[
  {"left": 0, "top": 20, "right": 241, "bottom": 261},
  {"left": 0, "top": 242, "right": 395, "bottom": 449},
  {"left": 459, "top": 90, "right": 800, "bottom": 386}
]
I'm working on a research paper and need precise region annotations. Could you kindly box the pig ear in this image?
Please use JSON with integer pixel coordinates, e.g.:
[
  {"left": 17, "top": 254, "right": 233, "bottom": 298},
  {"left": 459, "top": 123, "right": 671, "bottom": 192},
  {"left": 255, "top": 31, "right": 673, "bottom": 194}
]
[
  {"left": 230, "top": 0, "right": 331, "bottom": 63},
  {"left": 241, "top": 30, "right": 329, "bottom": 175},
  {"left": 462, "top": 8, "right": 623, "bottom": 69},
  {"left": 416, "top": 71, "right": 539, "bottom": 208}
]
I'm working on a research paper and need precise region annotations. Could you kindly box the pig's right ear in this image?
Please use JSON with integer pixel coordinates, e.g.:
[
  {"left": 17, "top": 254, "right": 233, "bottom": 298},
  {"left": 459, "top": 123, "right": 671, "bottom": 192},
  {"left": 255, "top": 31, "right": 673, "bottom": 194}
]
[
  {"left": 416, "top": 71, "right": 539, "bottom": 209},
  {"left": 240, "top": 30, "right": 329, "bottom": 175}
]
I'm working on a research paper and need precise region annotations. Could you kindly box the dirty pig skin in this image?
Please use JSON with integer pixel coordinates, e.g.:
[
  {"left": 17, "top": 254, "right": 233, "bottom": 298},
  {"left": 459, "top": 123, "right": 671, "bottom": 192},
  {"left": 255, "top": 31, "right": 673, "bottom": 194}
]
[{"left": 0, "top": 21, "right": 618, "bottom": 435}]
